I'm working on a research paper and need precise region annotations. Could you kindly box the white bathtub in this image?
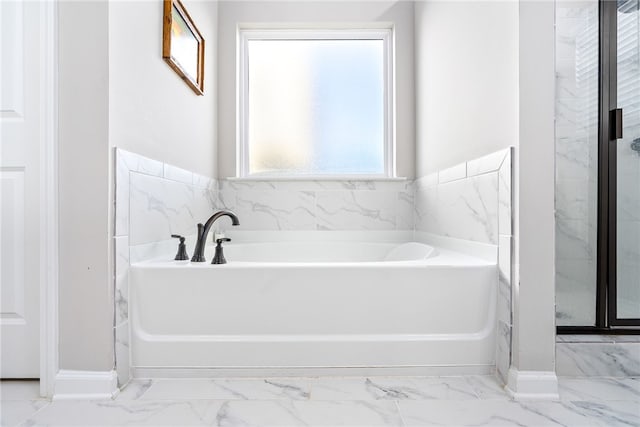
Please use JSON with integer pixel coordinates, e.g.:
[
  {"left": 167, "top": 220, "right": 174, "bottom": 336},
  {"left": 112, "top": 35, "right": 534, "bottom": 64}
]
[{"left": 130, "top": 233, "right": 497, "bottom": 377}]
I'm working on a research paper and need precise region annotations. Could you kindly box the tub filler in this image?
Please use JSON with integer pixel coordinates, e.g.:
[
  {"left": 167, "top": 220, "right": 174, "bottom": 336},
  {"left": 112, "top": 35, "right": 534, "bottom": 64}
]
[{"left": 130, "top": 234, "right": 497, "bottom": 377}]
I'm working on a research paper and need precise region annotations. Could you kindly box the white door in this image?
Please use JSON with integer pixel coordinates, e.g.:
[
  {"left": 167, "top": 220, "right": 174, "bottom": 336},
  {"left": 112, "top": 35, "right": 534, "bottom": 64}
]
[{"left": 1, "top": 0, "right": 42, "bottom": 378}]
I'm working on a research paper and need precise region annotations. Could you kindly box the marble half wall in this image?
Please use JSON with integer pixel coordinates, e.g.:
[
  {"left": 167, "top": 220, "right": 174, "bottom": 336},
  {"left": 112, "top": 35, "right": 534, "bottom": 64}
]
[
  {"left": 113, "top": 148, "right": 218, "bottom": 387},
  {"left": 414, "top": 147, "right": 514, "bottom": 384}
]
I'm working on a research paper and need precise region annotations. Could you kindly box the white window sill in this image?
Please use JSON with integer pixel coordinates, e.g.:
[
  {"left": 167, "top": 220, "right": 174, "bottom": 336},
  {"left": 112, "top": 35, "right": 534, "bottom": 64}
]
[{"left": 226, "top": 176, "right": 408, "bottom": 182}]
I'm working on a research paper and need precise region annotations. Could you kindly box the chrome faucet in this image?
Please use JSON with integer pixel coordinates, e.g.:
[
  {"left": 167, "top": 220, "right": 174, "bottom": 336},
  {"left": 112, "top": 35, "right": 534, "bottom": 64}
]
[{"left": 191, "top": 210, "right": 240, "bottom": 262}]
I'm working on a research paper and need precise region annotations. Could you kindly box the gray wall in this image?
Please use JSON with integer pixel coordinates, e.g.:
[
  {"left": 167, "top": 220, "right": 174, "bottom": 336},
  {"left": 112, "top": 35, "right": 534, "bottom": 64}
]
[
  {"left": 58, "top": 0, "right": 113, "bottom": 371},
  {"left": 513, "top": 0, "right": 556, "bottom": 373},
  {"left": 57, "top": 0, "right": 219, "bottom": 372},
  {"left": 109, "top": 0, "right": 219, "bottom": 178},
  {"left": 414, "top": 0, "right": 518, "bottom": 176}
]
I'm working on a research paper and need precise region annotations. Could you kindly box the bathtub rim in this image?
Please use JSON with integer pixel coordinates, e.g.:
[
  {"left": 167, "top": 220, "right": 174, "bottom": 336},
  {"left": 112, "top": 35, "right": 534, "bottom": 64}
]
[
  {"left": 224, "top": 230, "right": 497, "bottom": 262},
  {"left": 131, "top": 238, "right": 496, "bottom": 268}
]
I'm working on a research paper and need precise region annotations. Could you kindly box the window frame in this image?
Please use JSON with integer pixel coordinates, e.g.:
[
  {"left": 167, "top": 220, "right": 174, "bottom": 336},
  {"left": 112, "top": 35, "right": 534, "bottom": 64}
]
[{"left": 237, "top": 27, "right": 395, "bottom": 179}]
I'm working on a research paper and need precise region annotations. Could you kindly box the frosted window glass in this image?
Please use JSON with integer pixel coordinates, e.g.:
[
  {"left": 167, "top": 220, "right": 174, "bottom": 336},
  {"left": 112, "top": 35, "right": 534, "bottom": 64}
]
[{"left": 247, "top": 39, "right": 385, "bottom": 176}]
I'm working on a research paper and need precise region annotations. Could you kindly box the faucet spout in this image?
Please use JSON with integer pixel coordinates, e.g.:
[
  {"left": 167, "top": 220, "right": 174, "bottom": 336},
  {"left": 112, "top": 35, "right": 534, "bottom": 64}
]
[{"left": 191, "top": 210, "right": 240, "bottom": 262}]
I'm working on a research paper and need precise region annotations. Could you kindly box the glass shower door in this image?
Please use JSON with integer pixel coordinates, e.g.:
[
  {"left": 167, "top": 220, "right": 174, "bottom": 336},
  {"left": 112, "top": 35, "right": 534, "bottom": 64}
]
[
  {"left": 555, "top": 0, "right": 600, "bottom": 327},
  {"left": 615, "top": 0, "right": 640, "bottom": 322}
]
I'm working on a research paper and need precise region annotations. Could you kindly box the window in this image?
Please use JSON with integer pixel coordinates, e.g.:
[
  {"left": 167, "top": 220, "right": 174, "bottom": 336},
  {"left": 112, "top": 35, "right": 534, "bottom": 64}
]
[{"left": 238, "top": 28, "right": 394, "bottom": 178}]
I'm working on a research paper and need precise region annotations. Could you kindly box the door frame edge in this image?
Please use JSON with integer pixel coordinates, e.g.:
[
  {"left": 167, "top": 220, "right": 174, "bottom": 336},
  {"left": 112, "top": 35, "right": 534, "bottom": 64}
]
[{"left": 39, "top": 0, "right": 59, "bottom": 399}]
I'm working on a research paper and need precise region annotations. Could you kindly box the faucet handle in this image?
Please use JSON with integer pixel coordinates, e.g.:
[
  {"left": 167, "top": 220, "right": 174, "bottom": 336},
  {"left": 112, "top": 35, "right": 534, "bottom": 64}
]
[
  {"left": 171, "top": 234, "right": 189, "bottom": 261},
  {"left": 212, "top": 238, "right": 231, "bottom": 265}
]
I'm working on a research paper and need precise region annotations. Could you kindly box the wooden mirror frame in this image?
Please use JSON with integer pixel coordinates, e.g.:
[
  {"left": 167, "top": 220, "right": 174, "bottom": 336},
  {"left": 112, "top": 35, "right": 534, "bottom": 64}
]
[{"left": 162, "top": 0, "right": 205, "bottom": 95}]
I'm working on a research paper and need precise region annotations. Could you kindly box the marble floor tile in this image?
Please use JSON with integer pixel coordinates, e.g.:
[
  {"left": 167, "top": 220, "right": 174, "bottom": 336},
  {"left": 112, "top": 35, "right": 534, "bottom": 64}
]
[
  {"left": 115, "top": 379, "right": 154, "bottom": 400},
  {"left": 20, "top": 399, "right": 224, "bottom": 426},
  {"left": 398, "top": 399, "right": 607, "bottom": 426},
  {"left": 1, "top": 380, "right": 42, "bottom": 401},
  {"left": 136, "top": 379, "right": 217, "bottom": 400},
  {"left": 464, "top": 375, "right": 511, "bottom": 400},
  {"left": 559, "top": 377, "right": 640, "bottom": 401},
  {"left": 569, "top": 400, "right": 640, "bottom": 427},
  {"left": 140, "top": 378, "right": 312, "bottom": 401},
  {"left": 216, "top": 399, "right": 402, "bottom": 426},
  {"left": 1, "top": 400, "right": 48, "bottom": 426},
  {"left": 310, "top": 376, "right": 478, "bottom": 401},
  {"left": 621, "top": 377, "right": 640, "bottom": 393},
  {"left": 294, "top": 400, "right": 403, "bottom": 426},
  {"left": 214, "top": 400, "right": 307, "bottom": 426},
  {"left": 518, "top": 400, "right": 634, "bottom": 427},
  {"left": 211, "top": 378, "right": 312, "bottom": 400},
  {"left": 3, "top": 376, "right": 639, "bottom": 426}
]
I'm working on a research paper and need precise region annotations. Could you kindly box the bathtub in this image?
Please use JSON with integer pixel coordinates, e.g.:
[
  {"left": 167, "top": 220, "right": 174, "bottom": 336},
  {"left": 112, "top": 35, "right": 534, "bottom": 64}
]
[{"left": 130, "top": 233, "right": 497, "bottom": 377}]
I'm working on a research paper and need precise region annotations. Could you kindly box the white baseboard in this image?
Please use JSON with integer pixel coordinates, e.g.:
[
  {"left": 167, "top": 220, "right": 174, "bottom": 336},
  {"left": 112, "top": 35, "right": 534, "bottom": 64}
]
[
  {"left": 53, "top": 370, "right": 119, "bottom": 400},
  {"left": 505, "top": 368, "right": 559, "bottom": 400}
]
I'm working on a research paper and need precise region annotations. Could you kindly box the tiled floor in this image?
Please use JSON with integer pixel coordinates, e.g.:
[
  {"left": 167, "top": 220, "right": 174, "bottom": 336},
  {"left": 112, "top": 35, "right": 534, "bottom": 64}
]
[{"left": 1, "top": 376, "right": 639, "bottom": 426}]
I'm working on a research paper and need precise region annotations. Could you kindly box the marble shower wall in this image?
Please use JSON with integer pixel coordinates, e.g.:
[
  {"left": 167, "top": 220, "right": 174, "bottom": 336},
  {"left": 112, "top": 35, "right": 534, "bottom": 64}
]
[
  {"left": 113, "top": 148, "right": 218, "bottom": 387},
  {"left": 556, "top": 335, "right": 640, "bottom": 377},
  {"left": 414, "top": 148, "right": 514, "bottom": 384}
]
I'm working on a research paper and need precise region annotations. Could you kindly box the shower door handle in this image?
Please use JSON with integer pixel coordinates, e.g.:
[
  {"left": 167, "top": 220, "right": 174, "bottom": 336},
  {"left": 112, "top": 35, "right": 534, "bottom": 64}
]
[{"left": 611, "top": 108, "right": 623, "bottom": 140}]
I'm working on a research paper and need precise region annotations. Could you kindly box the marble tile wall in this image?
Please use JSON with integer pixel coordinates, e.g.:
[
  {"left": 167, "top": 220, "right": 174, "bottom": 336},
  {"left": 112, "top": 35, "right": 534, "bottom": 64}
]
[
  {"left": 414, "top": 158, "right": 502, "bottom": 245},
  {"left": 113, "top": 148, "right": 218, "bottom": 387},
  {"left": 556, "top": 335, "right": 640, "bottom": 377},
  {"left": 414, "top": 148, "right": 514, "bottom": 384},
  {"left": 216, "top": 180, "right": 414, "bottom": 232}
]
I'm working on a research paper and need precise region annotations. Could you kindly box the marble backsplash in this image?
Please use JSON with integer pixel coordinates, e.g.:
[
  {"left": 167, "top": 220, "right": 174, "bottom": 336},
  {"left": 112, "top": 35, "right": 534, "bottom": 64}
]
[{"left": 216, "top": 179, "right": 413, "bottom": 232}]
